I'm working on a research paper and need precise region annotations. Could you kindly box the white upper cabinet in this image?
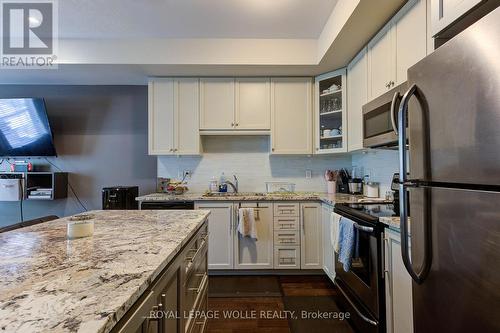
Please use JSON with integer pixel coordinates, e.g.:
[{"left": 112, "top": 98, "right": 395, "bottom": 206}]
[
  {"left": 149, "top": 79, "right": 175, "bottom": 155},
  {"left": 270, "top": 77, "right": 313, "bottom": 155},
  {"left": 367, "top": 0, "right": 427, "bottom": 100},
  {"left": 394, "top": 0, "right": 428, "bottom": 84},
  {"left": 199, "top": 77, "right": 271, "bottom": 131},
  {"left": 347, "top": 47, "right": 368, "bottom": 152},
  {"left": 175, "top": 78, "right": 200, "bottom": 155},
  {"left": 368, "top": 23, "right": 395, "bottom": 100},
  {"left": 315, "top": 68, "right": 347, "bottom": 154},
  {"left": 149, "top": 78, "right": 200, "bottom": 155},
  {"left": 200, "top": 78, "right": 235, "bottom": 130},
  {"left": 431, "top": 0, "right": 483, "bottom": 36},
  {"left": 235, "top": 78, "right": 271, "bottom": 130}
]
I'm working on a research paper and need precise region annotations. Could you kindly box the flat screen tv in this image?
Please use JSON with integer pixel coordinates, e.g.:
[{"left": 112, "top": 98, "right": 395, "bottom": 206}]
[{"left": 0, "top": 98, "right": 57, "bottom": 157}]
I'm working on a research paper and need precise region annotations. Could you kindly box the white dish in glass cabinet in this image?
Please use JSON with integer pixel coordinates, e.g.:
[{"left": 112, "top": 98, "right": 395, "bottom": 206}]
[{"left": 315, "top": 68, "right": 347, "bottom": 154}]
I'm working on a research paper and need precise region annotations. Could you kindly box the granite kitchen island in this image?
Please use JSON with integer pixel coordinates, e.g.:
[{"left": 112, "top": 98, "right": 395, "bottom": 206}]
[{"left": 0, "top": 210, "right": 210, "bottom": 333}]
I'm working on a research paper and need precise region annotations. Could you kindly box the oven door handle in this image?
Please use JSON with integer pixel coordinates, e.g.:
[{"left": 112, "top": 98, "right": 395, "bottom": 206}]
[
  {"left": 353, "top": 223, "right": 373, "bottom": 233},
  {"left": 336, "top": 281, "right": 378, "bottom": 326}
]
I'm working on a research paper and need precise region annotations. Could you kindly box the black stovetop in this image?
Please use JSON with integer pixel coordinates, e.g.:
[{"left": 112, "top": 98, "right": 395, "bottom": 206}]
[{"left": 334, "top": 203, "right": 399, "bottom": 224}]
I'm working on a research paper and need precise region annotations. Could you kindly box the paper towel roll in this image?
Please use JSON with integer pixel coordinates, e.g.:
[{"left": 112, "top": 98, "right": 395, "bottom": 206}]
[{"left": 67, "top": 220, "right": 94, "bottom": 239}]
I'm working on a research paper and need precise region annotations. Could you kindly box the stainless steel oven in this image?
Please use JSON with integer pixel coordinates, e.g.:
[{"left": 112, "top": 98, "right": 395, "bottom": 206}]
[
  {"left": 362, "top": 82, "right": 407, "bottom": 148},
  {"left": 333, "top": 204, "right": 386, "bottom": 333}
]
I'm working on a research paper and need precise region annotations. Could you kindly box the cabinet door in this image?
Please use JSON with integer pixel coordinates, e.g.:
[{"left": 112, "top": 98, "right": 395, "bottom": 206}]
[
  {"left": 394, "top": 0, "right": 427, "bottom": 84},
  {"left": 321, "top": 204, "right": 335, "bottom": 281},
  {"left": 234, "top": 202, "right": 274, "bottom": 269},
  {"left": 300, "top": 202, "right": 322, "bottom": 269},
  {"left": 367, "top": 23, "right": 395, "bottom": 100},
  {"left": 148, "top": 79, "right": 175, "bottom": 155},
  {"left": 271, "top": 78, "right": 313, "bottom": 154},
  {"left": 235, "top": 78, "right": 271, "bottom": 130},
  {"left": 199, "top": 78, "right": 235, "bottom": 130},
  {"left": 158, "top": 262, "right": 182, "bottom": 333},
  {"left": 347, "top": 47, "right": 368, "bottom": 152},
  {"left": 431, "top": 0, "right": 482, "bottom": 36},
  {"left": 175, "top": 78, "right": 200, "bottom": 155},
  {"left": 385, "top": 230, "right": 414, "bottom": 333},
  {"left": 195, "top": 202, "right": 234, "bottom": 269}
]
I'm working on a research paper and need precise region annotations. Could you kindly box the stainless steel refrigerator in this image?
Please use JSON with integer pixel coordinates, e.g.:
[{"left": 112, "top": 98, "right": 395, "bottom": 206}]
[{"left": 396, "top": 7, "right": 500, "bottom": 333}]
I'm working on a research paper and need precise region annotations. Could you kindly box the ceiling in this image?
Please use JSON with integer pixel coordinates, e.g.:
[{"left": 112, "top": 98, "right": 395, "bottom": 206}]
[{"left": 59, "top": 0, "right": 339, "bottom": 39}]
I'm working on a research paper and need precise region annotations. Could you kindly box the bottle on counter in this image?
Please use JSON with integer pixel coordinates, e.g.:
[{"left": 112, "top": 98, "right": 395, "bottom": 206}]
[
  {"left": 218, "top": 172, "right": 227, "bottom": 192},
  {"left": 209, "top": 176, "right": 218, "bottom": 192}
]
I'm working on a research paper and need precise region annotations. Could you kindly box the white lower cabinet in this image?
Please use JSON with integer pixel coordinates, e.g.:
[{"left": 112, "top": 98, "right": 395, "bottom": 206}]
[
  {"left": 234, "top": 202, "right": 274, "bottom": 269},
  {"left": 300, "top": 203, "right": 322, "bottom": 269},
  {"left": 384, "top": 229, "right": 414, "bottom": 333},
  {"left": 197, "top": 200, "right": 324, "bottom": 271},
  {"left": 321, "top": 204, "right": 335, "bottom": 281},
  {"left": 274, "top": 246, "right": 301, "bottom": 269},
  {"left": 194, "top": 202, "right": 234, "bottom": 270}
]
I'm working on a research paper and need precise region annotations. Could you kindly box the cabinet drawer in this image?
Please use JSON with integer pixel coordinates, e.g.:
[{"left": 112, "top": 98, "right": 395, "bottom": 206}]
[
  {"left": 274, "top": 246, "right": 300, "bottom": 269},
  {"left": 185, "top": 247, "right": 208, "bottom": 315},
  {"left": 274, "top": 231, "right": 300, "bottom": 246},
  {"left": 188, "top": 295, "right": 208, "bottom": 333},
  {"left": 274, "top": 217, "right": 299, "bottom": 230},
  {"left": 274, "top": 203, "right": 299, "bottom": 217}
]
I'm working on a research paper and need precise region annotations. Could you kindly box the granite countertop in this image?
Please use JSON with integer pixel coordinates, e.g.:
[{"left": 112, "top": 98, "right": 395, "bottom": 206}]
[
  {"left": 136, "top": 192, "right": 391, "bottom": 206},
  {"left": 0, "top": 210, "right": 210, "bottom": 333},
  {"left": 379, "top": 216, "right": 401, "bottom": 231},
  {"left": 380, "top": 216, "right": 411, "bottom": 233}
]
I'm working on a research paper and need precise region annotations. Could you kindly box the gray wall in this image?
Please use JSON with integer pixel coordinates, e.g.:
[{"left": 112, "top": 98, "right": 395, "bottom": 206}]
[{"left": 0, "top": 85, "right": 156, "bottom": 227}]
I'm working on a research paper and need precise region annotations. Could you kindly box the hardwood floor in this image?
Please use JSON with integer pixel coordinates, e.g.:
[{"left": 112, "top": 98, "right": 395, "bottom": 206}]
[{"left": 205, "top": 275, "right": 354, "bottom": 333}]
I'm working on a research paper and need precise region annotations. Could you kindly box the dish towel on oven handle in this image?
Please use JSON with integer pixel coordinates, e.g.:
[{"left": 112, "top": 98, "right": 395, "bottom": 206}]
[
  {"left": 338, "top": 216, "right": 357, "bottom": 272},
  {"left": 238, "top": 208, "right": 258, "bottom": 240},
  {"left": 330, "top": 212, "right": 341, "bottom": 253}
]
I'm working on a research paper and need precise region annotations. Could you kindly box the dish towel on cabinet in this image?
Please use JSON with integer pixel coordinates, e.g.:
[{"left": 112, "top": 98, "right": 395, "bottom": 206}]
[
  {"left": 330, "top": 212, "right": 341, "bottom": 253},
  {"left": 338, "top": 217, "right": 356, "bottom": 272},
  {"left": 238, "top": 208, "right": 258, "bottom": 240}
]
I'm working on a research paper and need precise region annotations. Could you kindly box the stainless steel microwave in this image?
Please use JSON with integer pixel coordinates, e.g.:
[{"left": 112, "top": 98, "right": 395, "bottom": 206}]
[{"left": 362, "top": 82, "right": 408, "bottom": 148}]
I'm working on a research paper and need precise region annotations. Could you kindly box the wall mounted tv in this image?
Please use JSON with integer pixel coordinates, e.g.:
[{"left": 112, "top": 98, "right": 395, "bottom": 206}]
[{"left": 0, "top": 98, "right": 57, "bottom": 157}]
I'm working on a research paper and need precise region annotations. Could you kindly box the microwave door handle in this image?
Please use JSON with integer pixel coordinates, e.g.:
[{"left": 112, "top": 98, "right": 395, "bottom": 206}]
[
  {"left": 390, "top": 91, "right": 401, "bottom": 135},
  {"left": 398, "top": 83, "right": 432, "bottom": 285}
]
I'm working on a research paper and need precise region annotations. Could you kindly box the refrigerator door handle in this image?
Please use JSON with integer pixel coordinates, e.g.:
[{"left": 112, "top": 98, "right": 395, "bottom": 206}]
[
  {"left": 398, "top": 83, "right": 432, "bottom": 284},
  {"left": 390, "top": 91, "right": 401, "bottom": 135}
]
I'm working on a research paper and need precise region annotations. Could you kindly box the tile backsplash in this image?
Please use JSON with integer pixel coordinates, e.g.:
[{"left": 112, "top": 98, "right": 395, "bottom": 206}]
[
  {"left": 158, "top": 136, "right": 352, "bottom": 193},
  {"left": 351, "top": 149, "right": 399, "bottom": 195},
  {"left": 157, "top": 136, "right": 399, "bottom": 196}
]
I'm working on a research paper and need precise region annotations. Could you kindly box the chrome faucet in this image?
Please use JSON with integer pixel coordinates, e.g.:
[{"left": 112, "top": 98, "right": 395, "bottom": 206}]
[{"left": 224, "top": 175, "right": 239, "bottom": 193}]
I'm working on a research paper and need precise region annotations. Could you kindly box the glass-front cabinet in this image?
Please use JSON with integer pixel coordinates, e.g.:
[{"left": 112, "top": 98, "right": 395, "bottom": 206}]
[{"left": 314, "top": 69, "right": 347, "bottom": 154}]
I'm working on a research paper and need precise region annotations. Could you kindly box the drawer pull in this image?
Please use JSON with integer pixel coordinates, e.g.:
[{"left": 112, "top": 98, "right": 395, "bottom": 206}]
[
  {"left": 188, "top": 273, "right": 208, "bottom": 294},
  {"left": 279, "top": 258, "right": 295, "bottom": 264},
  {"left": 185, "top": 233, "right": 209, "bottom": 263}
]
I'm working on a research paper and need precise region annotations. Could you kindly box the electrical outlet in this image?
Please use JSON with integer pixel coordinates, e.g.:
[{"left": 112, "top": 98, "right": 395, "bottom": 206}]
[
  {"left": 305, "top": 169, "right": 312, "bottom": 179},
  {"left": 183, "top": 170, "right": 192, "bottom": 179}
]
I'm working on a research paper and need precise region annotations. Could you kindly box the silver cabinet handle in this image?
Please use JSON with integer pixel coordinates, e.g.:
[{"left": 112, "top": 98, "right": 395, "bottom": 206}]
[
  {"left": 231, "top": 122, "right": 234, "bottom": 127},
  {"left": 235, "top": 123, "right": 239, "bottom": 126},
  {"left": 188, "top": 273, "right": 208, "bottom": 294},
  {"left": 301, "top": 206, "right": 305, "bottom": 232}
]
